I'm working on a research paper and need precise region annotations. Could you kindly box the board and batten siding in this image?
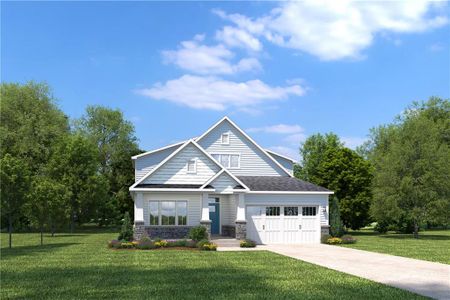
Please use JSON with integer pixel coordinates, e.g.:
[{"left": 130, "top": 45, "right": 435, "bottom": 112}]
[
  {"left": 244, "top": 194, "right": 329, "bottom": 225},
  {"left": 210, "top": 172, "right": 239, "bottom": 193},
  {"left": 198, "top": 120, "right": 287, "bottom": 176},
  {"left": 142, "top": 193, "right": 202, "bottom": 226},
  {"left": 220, "top": 194, "right": 236, "bottom": 226},
  {"left": 143, "top": 144, "right": 220, "bottom": 184},
  {"left": 134, "top": 145, "right": 180, "bottom": 182}
]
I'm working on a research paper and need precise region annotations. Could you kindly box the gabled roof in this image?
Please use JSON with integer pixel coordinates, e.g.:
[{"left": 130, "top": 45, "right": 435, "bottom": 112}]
[
  {"left": 129, "top": 139, "right": 249, "bottom": 192},
  {"left": 196, "top": 116, "right": 293, "bottom": 177},
  {"left": 265, "top": 149, "right": 297, "bottom": 163},
  {"left": 200, "top": 169, "right": 249, "bottom": 191},
  {"left": 131, "top": 140, "right": 187, "bottom": 160}
]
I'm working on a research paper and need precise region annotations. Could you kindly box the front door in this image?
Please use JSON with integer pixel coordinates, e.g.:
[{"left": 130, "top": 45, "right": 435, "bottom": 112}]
[{"left": 209, "top": 197, "right": 220, "bottom": 235}]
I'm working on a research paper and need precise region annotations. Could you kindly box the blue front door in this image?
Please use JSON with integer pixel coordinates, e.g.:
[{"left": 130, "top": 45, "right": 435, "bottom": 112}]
[{"left": 209, "top": 198, "right": 220, "bottom": 235}]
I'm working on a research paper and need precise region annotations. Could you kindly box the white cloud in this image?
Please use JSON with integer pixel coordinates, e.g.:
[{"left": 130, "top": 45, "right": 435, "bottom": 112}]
[
  {"left": 268, "top": 146, "right": 300, "bottom": 162},
  {"left": 216, "top": 26, "right": 263, "bottom": 51},
  {"left": 341, "top": 136, "right": 367, "bottom": 149},
  {"left": 284, "top": 133, "right": 307, "bottom": 145},
  {"left": 247, "top": 124, "right": 304, "bottom": 134},
  {"left": 216, "top": 1, "right": 448, "bottom": 60},
  {"left": 162, "top": 35, "right": 261, "bottom": 75},
  {"left": 135, "top": 75, "right": 304, "bottom": 111},
  {"left": 429, "top": 43, "right": 444, "bottom": 52}
]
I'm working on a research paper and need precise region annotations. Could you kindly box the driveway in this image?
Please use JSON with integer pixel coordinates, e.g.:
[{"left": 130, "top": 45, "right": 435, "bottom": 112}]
[{"left": 266, "top": 244, "right": 450, "bottom": 300}]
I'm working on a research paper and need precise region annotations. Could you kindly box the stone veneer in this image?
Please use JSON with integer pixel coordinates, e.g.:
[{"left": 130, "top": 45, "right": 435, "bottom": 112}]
[
  {"left": 200, "top": 220, "right": 212, "bottom": 239},
  {"left": 235, "top": 221, "right": 246, "bottom": 240},
  {"left": 221, "top": 225, "right": 236, "bottom": 238},
  {"left": 134, "top": 222, "right": 193, "bottom": 239},
  {"left": 321, "top": 225, "right": 330, "bottom": 237}
]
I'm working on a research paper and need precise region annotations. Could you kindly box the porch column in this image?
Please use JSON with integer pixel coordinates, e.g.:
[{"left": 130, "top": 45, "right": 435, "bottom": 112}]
[
  {"left": 133, "top": 193, "right": 145, "bottom": 240},
  {"left": 200, "top": 193, "right": 211, "bottom": 238},
  {"left": 235, "top": 193, "right": 246, "bottom": 240}
]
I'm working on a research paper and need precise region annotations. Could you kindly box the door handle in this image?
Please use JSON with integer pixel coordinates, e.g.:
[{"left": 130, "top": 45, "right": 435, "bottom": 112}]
[
  {"left": 299, "top": 225, "right": 302, "bottom": 230},
  {"left": 262, "top": 225, "right": 265, "bottom": 230}
]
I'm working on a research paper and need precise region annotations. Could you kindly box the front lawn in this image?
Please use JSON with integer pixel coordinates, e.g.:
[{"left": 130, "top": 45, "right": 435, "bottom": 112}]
[
  {"left": 1, "top": 230, "right": 425, "bottom": 299},
  {"left": 341, "top": 229, "right": 450, "bottom": 264}
]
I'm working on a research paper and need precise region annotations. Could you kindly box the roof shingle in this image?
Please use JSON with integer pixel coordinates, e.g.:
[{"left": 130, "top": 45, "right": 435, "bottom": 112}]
[{"left": 237, "top": 176, "right": 330, "bottom": 192}]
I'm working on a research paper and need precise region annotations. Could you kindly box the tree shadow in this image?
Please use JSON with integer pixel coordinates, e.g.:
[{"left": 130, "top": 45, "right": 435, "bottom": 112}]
[
  {"left": 1, "top": 264, "right": 421, "bottom": 300},
  {"left": 379, "top": 234, "right": 450, "bottom": 241},
  {"left": 1, "top": 243, "right": 78, "bottom": 260}
]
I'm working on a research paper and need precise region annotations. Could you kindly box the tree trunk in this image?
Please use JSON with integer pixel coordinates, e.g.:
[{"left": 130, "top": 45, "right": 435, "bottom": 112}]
[
  {"left": 70, "top": 209, "right": 75, "bottom": 233},
  {"left": 413, "top": 221, "right": 419, "bottom": 239},
  {"left": 40, "top": 225, "right": 44, "bottom": 246},
  {"left": 51, "top": 222, "right": 55, "bottom": 237},
  {"left": 8, "top": 215, "right": 13, "bottom": 249}
]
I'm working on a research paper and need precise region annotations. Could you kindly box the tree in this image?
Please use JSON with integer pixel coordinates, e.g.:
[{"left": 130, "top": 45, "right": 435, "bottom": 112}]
[
  {"left": 315, "top": 147, "right": 373, "bottom": 230},
  {"left": 296, "top": 133, "right": 343, "bottom": 183},
  {"left": 329, "top": 197, "right": 344, "bottom": 237},
  {"left": 75, "top": 106, "right": 140, "bottom": 224},
  {"left": 0, "top": 154, "right": 31, "bottom": 248},
  {"left": 118, "top": 212, "right": 133, "bottom": 241},
  {"left": 296, "top": 134, "right": 373, "bottom": 230},
  {"left": 0, "top": 82, "right": 69, "bottom": 171},
  {"left": 47, "top": 134, "right": 109, "bottom": 232},
  {"left": 370, "top": 98, "right": 450, "bottom": 238}
]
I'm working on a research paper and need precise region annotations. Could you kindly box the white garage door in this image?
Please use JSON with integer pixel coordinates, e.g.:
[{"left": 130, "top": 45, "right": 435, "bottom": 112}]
[{"left": 246, "top": 205, "right": 320, "bottom": 244}]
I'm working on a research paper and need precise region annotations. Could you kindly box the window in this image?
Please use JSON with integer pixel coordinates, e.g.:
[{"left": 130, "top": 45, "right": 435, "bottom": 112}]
[
  {"left": 302, "top": 206, "right": 317, "bottom": 216},
  {"left": 221, "top": 133, "right": 230, "bottom": 145},
  {"left": 187, "top": 159, "right": 196, "bottom": 174},
  {"left": 284, "top": 207, "right": 298, "bottom": 216},
  {"left": 211, "top": 153, "right": 240, "bottom": 169},
  {"left": 266, "top": 206, "right": 280, "bottom": 216},
  {"left": 149, "top": 201, "right": 187, "bottom": 226}
]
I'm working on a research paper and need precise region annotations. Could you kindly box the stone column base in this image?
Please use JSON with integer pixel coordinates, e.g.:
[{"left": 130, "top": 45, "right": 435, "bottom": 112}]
[
  {"left": 133, "top": 221, "right": 145, "bottom": 240},
  {"left": 235, "top": 221, "right": 247, "bottom": 240},
  {"left": 200, "top": 220, "right": 212, "bottom": 240},
  {"left": 321, "top": 225, "right": 330, "bottom": 237}
]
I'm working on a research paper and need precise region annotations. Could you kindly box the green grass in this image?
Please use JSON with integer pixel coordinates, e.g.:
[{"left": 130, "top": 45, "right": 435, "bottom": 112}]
[
  {"left": 1, "top": 230, "right": 426, "bottom": 300},
  {"left": 340, "top": 229, "right": 450, "bottom": 264}
]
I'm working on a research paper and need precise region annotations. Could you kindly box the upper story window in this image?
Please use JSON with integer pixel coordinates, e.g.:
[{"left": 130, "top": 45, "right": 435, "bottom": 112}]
[
  {"left": 221, "top": 133, "right": 230, "bottom": 145},
  {"left": 211, "top": 153, "right": 240, "bottom": 169},
  {"left": 187, "top": 158, "right": 197, "bottom": 174}
]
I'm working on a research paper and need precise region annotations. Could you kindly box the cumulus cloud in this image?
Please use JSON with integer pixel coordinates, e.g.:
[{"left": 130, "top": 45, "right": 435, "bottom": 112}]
[
  {"left": 247, "top": 124, "right": 304, "bottom": 134},
  {"left": 216, "top": 26, "right": 263, "bottom": 51},
  {"left": 135, "top": 75, "right": 304, "bottom": 111},
  {"left": 215, "top": 1, "right": 448, "bottom": 60},
  {"left": 162, "top": 35, "right": 262, "bottom": 75},
  {"left": 341, "top": 136, "right": 367, "bottom": 149}
]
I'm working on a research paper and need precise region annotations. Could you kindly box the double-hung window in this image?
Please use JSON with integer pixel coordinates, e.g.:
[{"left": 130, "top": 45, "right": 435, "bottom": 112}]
[
  {"left": 187, "top": 159, "right": 197, "bottom": 174},
  {"left": 211, "top": 153, "right": 240, "bottom": 168},
  {"left": 149, "top": 201, "right": 188, "bottom": 226}
]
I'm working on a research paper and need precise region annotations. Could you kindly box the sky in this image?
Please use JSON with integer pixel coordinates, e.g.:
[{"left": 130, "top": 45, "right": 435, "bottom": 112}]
[{"left": 3, "top": 1, "right": 449, "bottom": 160}]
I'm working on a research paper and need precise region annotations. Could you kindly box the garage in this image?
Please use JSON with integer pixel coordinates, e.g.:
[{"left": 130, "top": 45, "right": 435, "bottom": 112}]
[{"left": 246, "top": 205, "right": 320, "bottom": 244}]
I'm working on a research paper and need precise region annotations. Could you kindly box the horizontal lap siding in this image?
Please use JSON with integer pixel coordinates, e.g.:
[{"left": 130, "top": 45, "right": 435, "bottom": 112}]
[
  {"left": 269, "top": 154, "right": 294, "bottom": 176},
  {"left": 134, "top": 146, "right": 179, "bottom": 182},
  {"left": 142, "top": 193, "right": 201, "bottom": 226},
  {"left": 244, "top": 194, "right": 329, "bottom": 225},
  {"left": 198, "top": 121, "right": 286, "bottom": 176},
  {"left": 143, "top": 144, "right": 220, "bottom": 184}
]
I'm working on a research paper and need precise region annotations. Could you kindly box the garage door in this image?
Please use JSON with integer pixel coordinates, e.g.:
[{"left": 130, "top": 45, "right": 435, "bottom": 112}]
[{"left": 246, "top": 205, "right": 320, "bottom": 244}]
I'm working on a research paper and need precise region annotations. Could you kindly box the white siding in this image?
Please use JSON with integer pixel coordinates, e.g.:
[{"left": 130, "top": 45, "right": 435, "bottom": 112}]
[
  {"left": 268, "top": 153, "right": 294, "bottom": 176},
  {"left": 198, "top": 120, "right": 287, "bottom": 176},
  {"left": 210, "top": 172, "right": 238, "bottom": 193},
  {"left": 244, "top": 194, "right": 329, "bottom": 225},
  {"left": 220, "top": 194, "right": 236, "bottom": 225},
  {"left": 142, "top": 193, "right": 202, "bottom": 226},
  {"left": 134, "top": 145, "right": 180, "bottom": 182},
  {"left": 143, "top": 144, "right": 220, "bottom": 184}
]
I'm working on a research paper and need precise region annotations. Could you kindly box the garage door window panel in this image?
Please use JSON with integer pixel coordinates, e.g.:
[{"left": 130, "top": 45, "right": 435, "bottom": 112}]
[
  {"left": 266, "top": 206, "right": 280, "bottom": 216},
  {"left": 302, "top": 207, "right": 317, "bottom": 216},
  {"left": 284, "top": 207, "right": 298, "bottom": 216}
]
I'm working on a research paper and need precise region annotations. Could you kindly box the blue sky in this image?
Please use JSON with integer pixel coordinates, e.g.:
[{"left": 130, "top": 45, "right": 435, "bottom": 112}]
[{"left": 3, "top": 1, "right": 449, "bottom": 160}]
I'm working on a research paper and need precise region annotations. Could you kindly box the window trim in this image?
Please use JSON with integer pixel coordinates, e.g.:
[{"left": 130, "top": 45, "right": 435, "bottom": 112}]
[
  {"left": 148, "top": 200, "right": 188, "bottom": 226},
  {"left": 186, "top": 158, "right": 197, "bottom": 174},
  {"left": 210, "top": 153, "right": 241, "bottom": 169},
  {"left": 221, "top": 133, "right": 230, "bottom": 145}
]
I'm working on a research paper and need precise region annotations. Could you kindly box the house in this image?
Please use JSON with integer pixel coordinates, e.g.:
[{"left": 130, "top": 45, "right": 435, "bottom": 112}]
[{"left": 130, "top": 117, "right": 333, "bottom": 244}]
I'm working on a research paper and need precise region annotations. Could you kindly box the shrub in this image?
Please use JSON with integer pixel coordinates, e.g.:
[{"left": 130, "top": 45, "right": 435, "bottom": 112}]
[
  {"left": 154, "top": 240, "right": 168, "bottom": 248},
  {"left": 167, "top": 239, "right": 188, "bottom": 247},
  {"left": 374, "top": 221, "right": 389, "bottom": 233},
  {"left": 330, "top": 197, "right": 344, "bottom": 237},
  {"left": 188, "top": 226, "right": 208, "bottom": 241},
  {"left": 120, "top": 241, "right": 135, "bottom": 249},
  {"left": 118, "top": 212, "right": 133, "bottom": 241},
  {"left": 108, "top": 240, "right": 121, "bottom": 249},
  {"left": 196, "top": 239, "right": 210, "bottom": 248},
  {"left": 153, "top": 237, "right": 162, "bottom": 243},
  {"left": 321, "top": 234, "right": 332, "bottom": 244},
  {"left": 341, "top": 235, "right": 357, "bottom": 244},
  {"left": 137, "top": 240, "right": 155, "bottom": 250},
  {"left": 201, "top": 242, "right": 217, "bottom": 251},
  {"left": 240, "top": 239, "right": 256, "bottom": 248},
  {"left": 326, "top": 237, "right": 342, "bottom": 245}
]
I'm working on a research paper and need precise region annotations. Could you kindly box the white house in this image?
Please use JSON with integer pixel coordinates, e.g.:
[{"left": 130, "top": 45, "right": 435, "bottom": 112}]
[{"left": 130, "top": 117, "right": 332, "bottom": 244}]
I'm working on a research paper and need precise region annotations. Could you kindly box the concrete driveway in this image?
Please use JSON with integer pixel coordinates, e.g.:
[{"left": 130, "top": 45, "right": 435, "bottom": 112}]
[{"left": 266, "top": 244, "right": 450, "bottom": 300}]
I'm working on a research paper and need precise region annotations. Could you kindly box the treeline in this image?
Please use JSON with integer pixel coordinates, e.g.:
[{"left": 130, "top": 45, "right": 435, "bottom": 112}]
[
  {"left": 295, "top": 97, "right": 450, "bottom": 237},
  {"left": 1, "top": 82, "right": 140, "bottom": 247}
]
